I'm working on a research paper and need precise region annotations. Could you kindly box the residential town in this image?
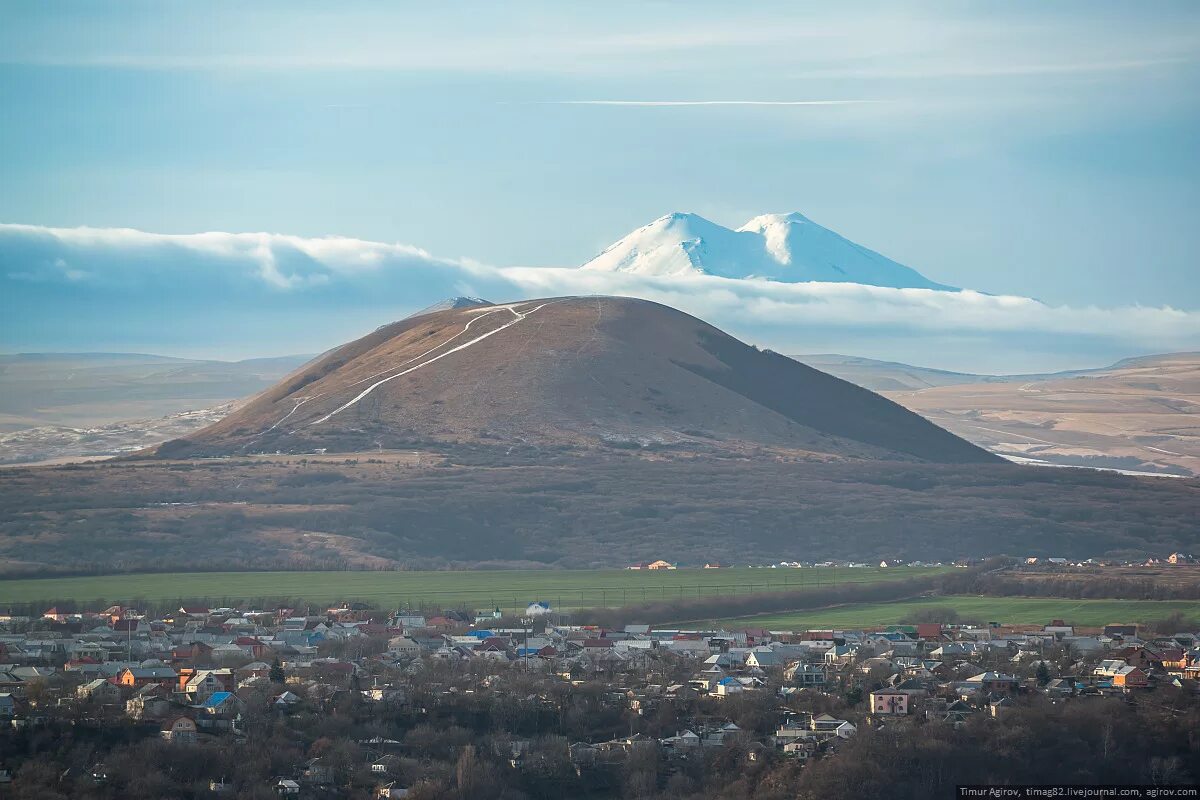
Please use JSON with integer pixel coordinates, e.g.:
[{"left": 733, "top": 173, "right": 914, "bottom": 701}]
[{"left": 0, "top": 599, "right": 1198, "bottom": 798}]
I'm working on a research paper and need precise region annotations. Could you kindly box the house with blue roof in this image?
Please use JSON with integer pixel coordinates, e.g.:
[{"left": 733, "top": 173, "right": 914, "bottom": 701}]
[
  {"left": 194, "top": 691, "right": 244, "bottom": 731},
  {"left": 198, "top": 690, "right": 236, "bottom": 709}
]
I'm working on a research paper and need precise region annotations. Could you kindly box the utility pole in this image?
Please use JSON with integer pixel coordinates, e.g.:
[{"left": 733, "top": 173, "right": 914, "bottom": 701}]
[{"left": 521, "top": 616, "right": 531, "bottom": 671}]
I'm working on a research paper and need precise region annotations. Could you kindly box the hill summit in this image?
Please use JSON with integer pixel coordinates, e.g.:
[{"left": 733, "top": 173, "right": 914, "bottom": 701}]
[
  {"left": 581, "top": 212, "right": 955, "bottom": 290},
  {"left": 158, "top": 296, "right": 994, "bottom": 463},
  {"left": 407, "top": 296, "right": 493, "bottom": 318}
]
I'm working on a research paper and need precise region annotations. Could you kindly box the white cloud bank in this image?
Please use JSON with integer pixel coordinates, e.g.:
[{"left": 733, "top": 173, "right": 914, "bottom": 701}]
[{"left": 2, "top": 223, "right": 1196, "bottom": 373}]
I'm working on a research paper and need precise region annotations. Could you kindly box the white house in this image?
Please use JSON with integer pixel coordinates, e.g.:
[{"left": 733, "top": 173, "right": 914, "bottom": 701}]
[
  {"left": 745, "top": 650, "right": 783, "bottom": 669},
  {"left": 824, "top": 645, "right": 857, "bottom": 665}
]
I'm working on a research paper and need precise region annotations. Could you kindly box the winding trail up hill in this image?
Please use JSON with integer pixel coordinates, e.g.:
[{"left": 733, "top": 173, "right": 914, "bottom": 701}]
[{"left": 158, "top": 296, "right": 996, "bottom": 463}]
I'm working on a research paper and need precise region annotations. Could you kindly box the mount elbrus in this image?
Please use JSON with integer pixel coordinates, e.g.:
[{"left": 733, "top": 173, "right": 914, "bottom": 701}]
[
  {"left": 157, "top": 296, "right": 995, "bottom": 463},
  {"left": 582, "top": 211, "right": 954, "bottom": 290}
]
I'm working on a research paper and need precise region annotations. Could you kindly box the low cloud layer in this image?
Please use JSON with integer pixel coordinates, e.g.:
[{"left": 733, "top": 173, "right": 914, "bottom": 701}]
[{"left": 2, "top": 223, "right": 1196, "bottom": 373}]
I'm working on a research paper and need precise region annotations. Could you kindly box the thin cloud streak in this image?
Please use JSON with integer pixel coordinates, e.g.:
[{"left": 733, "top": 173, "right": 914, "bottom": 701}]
[
  {"left": 794, "top": 55, "right": 1198, "bottom": 81},
  {"left": 532, "top": 100, "right": 886, "bottom": 107}
]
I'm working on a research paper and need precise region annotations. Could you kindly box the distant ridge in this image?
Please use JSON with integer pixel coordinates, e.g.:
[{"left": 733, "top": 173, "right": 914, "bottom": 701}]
[
  {"left": 0, "top": 351, "right": 313, "bottom": 432},
  {"left": 794, "top": 352, "right": 1198, "bottom": 392},
  {"left": 3, "top": 352, "right": 192, "bottom": 363}
]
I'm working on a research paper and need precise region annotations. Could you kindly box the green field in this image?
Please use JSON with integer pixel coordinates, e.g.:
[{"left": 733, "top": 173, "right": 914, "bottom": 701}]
[
  {"left": 0, "top": 566, "right": 950, "bottom": 610},
  {"left": 711, "top": 595, "right": 1200, "bottom": 629}
]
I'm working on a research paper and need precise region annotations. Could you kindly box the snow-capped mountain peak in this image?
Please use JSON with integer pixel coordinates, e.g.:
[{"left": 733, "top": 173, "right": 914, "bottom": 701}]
[
  {"left": 583, "top": 212, "right": 744, "bottom": 278},
  {"left": 737, "top": 212, "right": 815, "bottom": 265},
  {"left": 740, "top": 211, "right": 812, "bottom": 227},
  {"left": 582, "top": 211, "right": 955, "bottom": 290}
]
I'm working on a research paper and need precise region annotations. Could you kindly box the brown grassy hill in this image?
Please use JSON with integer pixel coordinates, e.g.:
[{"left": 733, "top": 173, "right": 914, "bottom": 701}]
[{"left": 157, "top": 296, "right": 996, "bottom": 464}]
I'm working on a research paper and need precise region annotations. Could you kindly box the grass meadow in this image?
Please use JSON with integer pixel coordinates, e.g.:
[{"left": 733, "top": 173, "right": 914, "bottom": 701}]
[
  {"left": 710, "top": 594, "right": 1200, "bottom": 629},
  {"left": 0, "top": 565, "right": 950, "bottom": 611}
]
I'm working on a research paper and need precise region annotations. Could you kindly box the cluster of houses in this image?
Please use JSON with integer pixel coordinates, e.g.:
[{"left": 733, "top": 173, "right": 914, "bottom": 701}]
[
  {"left": 624, "top": 554, "right": 1195, "bottom": 573},
  {"left": 627, "top": 554, "right": 1199, "bottom": 570},
  {"left": 1, "top": 602, "right": 1198, "bottom": 796},
  {"left": 1023, "top": 553, "right": 1197, "bottom": 567},
  {"left": 628, "top": 559, "right": 948, "bottom": 570}
]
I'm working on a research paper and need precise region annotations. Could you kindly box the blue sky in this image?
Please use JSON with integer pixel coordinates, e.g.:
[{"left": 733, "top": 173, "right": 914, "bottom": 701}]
[{"left": 1, "top": 2, "right": 1198, "bottom": 369}]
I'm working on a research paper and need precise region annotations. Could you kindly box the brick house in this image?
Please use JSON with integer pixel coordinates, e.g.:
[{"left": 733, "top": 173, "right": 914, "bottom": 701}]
[
  {"left": 1112, "top": 665, "right": 1149, "bottom": 689},
  {"left": 870, "top": 689, "right": 915, "bottom": 715},
  {"left": 117, "top": 666, "right": 177, "bottom": 689},
  {"left": 1112, "top": 647, "right": 1156, "bottom": 671}
]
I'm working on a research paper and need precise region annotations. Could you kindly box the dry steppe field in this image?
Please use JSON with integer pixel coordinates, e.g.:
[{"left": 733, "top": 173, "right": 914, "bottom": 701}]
[{"left": 886, "top": 353, "right": 1200, "bottom": 476}]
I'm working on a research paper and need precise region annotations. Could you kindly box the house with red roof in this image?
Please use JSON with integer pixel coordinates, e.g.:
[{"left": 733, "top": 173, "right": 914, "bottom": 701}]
[{"left": 235, "top": 636, "right": 271, "bottom": 660}]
